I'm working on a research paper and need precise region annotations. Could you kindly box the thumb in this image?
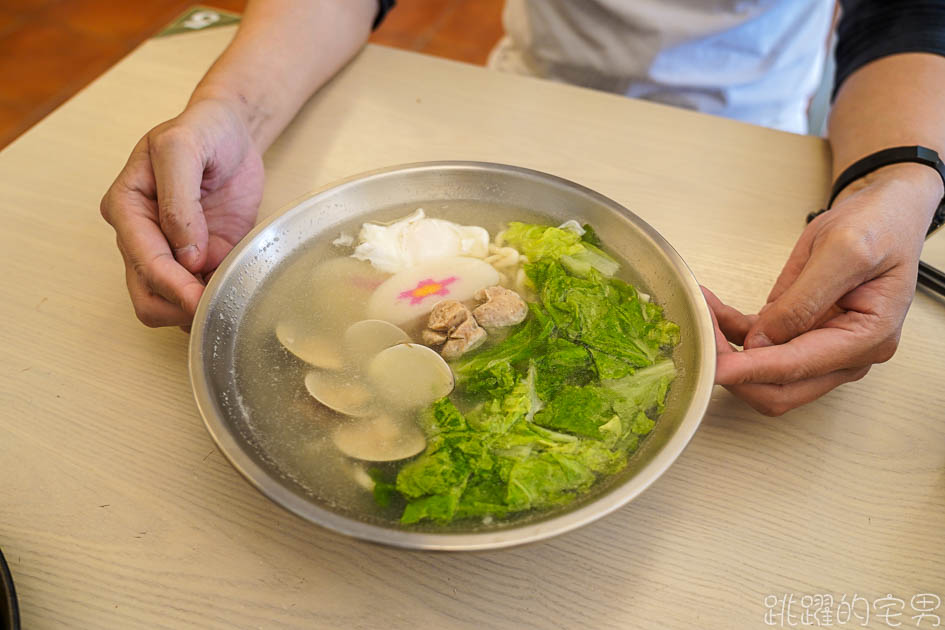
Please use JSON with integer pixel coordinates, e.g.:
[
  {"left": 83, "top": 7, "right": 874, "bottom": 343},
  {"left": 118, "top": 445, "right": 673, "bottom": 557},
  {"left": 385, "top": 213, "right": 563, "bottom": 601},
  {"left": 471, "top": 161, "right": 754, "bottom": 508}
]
[
  {"left": 745, "top": 235, "right": 870, "bottom": 348},
  {"left": 148, "top": 127, "right": 209, "bottom": 273}
]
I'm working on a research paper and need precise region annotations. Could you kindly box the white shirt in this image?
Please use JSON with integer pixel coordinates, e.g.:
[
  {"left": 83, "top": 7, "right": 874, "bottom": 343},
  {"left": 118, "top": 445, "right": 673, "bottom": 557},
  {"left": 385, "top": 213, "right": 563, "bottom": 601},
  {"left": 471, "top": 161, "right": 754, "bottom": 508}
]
[{"left": 489, "top": 0, "right": 834, "bottom": 134}]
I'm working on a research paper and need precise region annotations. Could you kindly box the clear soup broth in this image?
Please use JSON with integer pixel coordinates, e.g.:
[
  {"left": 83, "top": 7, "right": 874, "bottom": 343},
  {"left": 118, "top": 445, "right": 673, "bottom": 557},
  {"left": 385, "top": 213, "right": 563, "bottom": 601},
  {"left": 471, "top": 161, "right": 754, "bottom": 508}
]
[{"left": 233, "top": 200, "right": 676, "bottom": 529}]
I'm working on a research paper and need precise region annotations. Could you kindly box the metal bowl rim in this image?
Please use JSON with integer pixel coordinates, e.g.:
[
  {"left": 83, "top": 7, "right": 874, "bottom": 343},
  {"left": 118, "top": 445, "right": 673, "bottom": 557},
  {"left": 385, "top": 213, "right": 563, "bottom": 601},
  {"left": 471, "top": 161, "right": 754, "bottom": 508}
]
[
  {"left": 0, "top": 547, "right": 20, "bottom": 630},
  {"left": 189, "top": 160, "right": 716, "bottom": 551}
]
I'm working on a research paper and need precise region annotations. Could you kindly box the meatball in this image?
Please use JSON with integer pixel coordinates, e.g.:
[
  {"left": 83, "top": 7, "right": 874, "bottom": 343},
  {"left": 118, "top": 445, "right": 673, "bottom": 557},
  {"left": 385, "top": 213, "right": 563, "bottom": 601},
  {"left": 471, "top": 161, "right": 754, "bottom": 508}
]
[{"left": 472, "top": 286, "right": 528, "bottom": 328}]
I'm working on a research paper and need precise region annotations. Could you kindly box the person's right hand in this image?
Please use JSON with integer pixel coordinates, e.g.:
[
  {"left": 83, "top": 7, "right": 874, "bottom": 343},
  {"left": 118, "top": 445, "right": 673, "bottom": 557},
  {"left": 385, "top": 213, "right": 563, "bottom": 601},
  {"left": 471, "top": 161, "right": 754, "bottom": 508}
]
[{"left": 101, "top": 97, "right": 264, "bottom": 327}]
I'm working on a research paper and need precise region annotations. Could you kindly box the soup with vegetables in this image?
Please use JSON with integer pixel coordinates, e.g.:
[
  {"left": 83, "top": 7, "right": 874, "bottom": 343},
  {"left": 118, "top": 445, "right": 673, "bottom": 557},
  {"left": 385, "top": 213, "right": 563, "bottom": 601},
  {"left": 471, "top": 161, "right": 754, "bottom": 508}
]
[{"left": 235, "top": 206, "right": 679, "bottom": 527}]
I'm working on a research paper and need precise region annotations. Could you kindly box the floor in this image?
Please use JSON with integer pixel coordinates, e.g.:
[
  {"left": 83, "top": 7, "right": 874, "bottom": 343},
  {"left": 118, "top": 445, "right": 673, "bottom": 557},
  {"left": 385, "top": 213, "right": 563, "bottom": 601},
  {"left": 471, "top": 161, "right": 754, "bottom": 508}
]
[{"left": 0, "top": 0, "right": 504, "bottom": 149}]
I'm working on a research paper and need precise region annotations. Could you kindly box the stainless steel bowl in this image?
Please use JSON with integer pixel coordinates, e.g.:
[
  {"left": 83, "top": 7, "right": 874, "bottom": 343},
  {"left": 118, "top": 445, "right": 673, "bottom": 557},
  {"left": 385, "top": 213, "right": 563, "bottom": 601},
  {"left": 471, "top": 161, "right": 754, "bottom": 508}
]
[{"left": 189, "top": 161, "right": 715, "bottom": 550}]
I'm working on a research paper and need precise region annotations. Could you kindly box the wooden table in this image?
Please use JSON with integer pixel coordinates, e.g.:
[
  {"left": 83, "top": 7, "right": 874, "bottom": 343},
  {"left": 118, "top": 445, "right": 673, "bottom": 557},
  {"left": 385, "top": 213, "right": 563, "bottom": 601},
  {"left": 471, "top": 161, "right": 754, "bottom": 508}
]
[{"left": 1, "top": 26, "right": 943, "bottom": 630}]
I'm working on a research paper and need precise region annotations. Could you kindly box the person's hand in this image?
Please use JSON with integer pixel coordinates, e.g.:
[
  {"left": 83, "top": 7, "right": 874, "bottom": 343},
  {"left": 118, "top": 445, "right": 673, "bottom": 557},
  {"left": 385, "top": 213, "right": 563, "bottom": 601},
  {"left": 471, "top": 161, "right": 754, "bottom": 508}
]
[
  {"left": 101, "top": 97, "right": 264, "bottom": 327},
  {"left": 708, "top": 164, "right": 942, "bottom": 416}
]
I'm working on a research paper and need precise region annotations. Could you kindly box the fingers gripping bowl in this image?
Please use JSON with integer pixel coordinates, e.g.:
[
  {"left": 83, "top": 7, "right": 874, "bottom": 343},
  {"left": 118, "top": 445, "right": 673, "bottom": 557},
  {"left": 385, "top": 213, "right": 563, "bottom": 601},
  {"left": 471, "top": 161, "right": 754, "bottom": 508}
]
[{"left": 189, "top": 162, "right": 715, "bottom": 550}]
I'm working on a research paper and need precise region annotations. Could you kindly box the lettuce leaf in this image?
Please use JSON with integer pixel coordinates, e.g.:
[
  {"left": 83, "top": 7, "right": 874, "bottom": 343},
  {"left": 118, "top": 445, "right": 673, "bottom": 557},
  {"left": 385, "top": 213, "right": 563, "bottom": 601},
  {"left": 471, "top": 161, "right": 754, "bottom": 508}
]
[
  {"left": 503, "top": 222, "right": 619, "bottom": 277},
  {"left": 491, "top": 421, "right": 578, "bottom": 459},
  {"left": 368, "top": 468, "right": 398, "bottom": 509},
  {"left": 629, "top": 411, "right": 655, "bottom": 436},
  {"left": 528, "top": 260, "right": 667, "bottom": 366},
  {"left": 455, "top": 470, "right": 512, "bottom": 520},
  {"left": 603, "top": 359, "right": 677, "bottom": 417},
  {"left": 418, "top": 397, "right": 469, "bottom": 435},
  {"left": 502, "top": 222, "right": 585, "bottom": 260},
  {"left": 642, "top": 300, "right": 682, "bottom": 347},
  {"left": 580, "top": 223, "right": 603, "bottom": 248},
  {"left": 396, "top": 448, "right": 469, "bottom": 499},
  {"left": 532, "top": 385, "right": 614, "bottom": 439},
  {"left": 386, "top": 225, "right": 680, "bottom": 525},
  {"left": 549, "top": 439, "right": 627, "bottom": 476},
  {"left": 401, "top": 486, "right": 465, "bottom": 524},
  {"left": 589, "top": 348, "right": 636, "bottom": 380},
  {"left": 452, "top": 303, "right": 554, "bottom": 395},
  {"left": 466, "top": 367, "right": 536, "bottom": 435},
  {"left": 534, "top": 337, "right": 595, "bottom": 400},
  {"left": 560, "top": 241, "right": 620, "bottom": 278},
  {"left": 505, "top": 452, "right": 596, "bottom": 511}
]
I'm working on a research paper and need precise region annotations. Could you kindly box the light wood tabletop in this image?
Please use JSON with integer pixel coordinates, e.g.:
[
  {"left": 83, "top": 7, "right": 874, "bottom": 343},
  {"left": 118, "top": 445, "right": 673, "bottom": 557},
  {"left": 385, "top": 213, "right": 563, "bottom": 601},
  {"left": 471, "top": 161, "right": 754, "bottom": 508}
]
[{"left": 1, "top": 25, "right": 943, "bottom": 630}]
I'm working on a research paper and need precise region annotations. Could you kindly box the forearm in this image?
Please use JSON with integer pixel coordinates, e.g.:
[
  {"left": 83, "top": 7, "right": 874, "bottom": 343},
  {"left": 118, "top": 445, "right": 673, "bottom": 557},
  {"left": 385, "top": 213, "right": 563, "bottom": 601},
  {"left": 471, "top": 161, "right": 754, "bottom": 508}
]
[
  {"left": 827, "top": 53, "right": 945, "bottom": 227},
  {"left": 189, "top": 0, "right": 377, "bottom": 151}
]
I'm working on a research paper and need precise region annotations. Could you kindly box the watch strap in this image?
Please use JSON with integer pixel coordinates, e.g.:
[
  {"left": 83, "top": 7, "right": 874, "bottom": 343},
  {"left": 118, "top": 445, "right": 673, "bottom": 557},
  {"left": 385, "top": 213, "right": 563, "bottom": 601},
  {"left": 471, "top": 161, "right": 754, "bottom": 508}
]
[{"left": 806, "top": 145, "right": 945, "bottom": 237}]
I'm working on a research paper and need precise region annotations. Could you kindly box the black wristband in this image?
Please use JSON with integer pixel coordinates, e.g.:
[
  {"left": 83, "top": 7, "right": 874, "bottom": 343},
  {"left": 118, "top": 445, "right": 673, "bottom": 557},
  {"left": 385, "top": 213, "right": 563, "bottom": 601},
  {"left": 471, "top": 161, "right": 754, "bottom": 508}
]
[
  {"left": 373, "top": 0, "right": 395, "bottom": 30},
  {"left": 806, "top": 145, "right": 945, "bottom": 237}
]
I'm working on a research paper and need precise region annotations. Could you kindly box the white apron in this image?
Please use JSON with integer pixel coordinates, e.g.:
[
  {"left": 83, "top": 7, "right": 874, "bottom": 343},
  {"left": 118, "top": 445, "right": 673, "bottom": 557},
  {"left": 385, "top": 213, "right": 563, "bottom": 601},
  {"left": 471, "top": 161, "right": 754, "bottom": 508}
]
[{"left": 489, "top": 0, "right": 834, "bottom": 133}]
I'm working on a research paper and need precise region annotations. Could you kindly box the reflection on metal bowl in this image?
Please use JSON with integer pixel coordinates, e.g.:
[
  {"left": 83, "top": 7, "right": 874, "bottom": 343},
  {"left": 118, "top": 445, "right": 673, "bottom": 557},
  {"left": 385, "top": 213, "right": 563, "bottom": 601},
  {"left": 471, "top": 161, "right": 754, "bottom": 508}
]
[{"left": 0, "top": 547, "right": 19, "bottom": 630}]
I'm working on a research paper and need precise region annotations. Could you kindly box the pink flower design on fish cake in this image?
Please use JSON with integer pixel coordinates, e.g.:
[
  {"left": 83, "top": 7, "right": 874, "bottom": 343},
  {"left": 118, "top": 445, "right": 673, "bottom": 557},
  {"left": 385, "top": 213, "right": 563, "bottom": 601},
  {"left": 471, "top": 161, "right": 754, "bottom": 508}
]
[{"left": 398, "top": 276, "right": 457, "bottom": 305}]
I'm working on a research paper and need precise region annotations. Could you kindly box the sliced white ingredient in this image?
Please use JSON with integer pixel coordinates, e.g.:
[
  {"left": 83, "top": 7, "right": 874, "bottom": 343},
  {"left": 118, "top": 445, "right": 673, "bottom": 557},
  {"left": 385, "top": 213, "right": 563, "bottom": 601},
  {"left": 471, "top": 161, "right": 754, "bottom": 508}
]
[
  {"left": 333, "top": 414, "right": 426, "bottom": 462},
  {"left": 275, "top": 322, "right": 344, "bottom": 369},
  {"left": 367, "top": 256, "right": 500, "bottom": 326},
  {"left": 343, "top": 319, "right": 410, "bottom": 364},
  {"left": 304, "top": 371, "right": 374, "bottom": 416},
  {"left": 367, "top": 343, "right": 454, "bottom": 408},
  {"left": 352, "top": 208, "right": 491, "bottom": 273}
]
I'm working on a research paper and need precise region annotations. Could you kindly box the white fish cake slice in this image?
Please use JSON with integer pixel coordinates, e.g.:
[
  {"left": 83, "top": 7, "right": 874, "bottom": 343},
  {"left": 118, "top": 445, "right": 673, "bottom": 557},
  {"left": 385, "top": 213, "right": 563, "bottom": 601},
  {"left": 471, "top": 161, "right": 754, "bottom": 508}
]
[{"left": 367, "top": 256, "right": 499, "bottom": 326}]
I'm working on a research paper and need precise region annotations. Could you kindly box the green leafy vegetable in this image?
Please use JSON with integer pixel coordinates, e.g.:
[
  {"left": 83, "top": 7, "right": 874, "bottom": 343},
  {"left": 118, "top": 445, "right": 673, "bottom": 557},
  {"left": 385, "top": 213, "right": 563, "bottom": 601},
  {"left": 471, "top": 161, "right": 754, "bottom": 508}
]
[
  {"left": 368, "top": 469, "right": 398, "bottom": 509},
  {"left": 581, "top": 224, "right": 603, "bottom": 248},
  {"left": 642, "top": 300, "right": 681, "bottom": 347},
  {"left": 561, "top": 241, "right": 620, "bottom": 278},
  {"left": 503, "top": 222, "right": 619, "bottom": 277},
  {"left": 381, "top": 222, "right": 679, "bottom": 525},
  {"left": 502, "top": 222, "right": 585, "bottom": 261},
  {"left": 396, "top": 448, "right": 469, "bottom": 499},
  {"left": 532, "top": 385, "right": 614, "bottom": 439},
  {"left": 491, "top": 421, "right": 578, "bottom": 459},
  {"left": 589, "top": 348, "right": 636, "bottom": 380},
  {"left": 452, "top": 303, "right": 554, "bottom": 395},
  {"left": 534, "top": 337, "right": 595, "bottom": 400},
  {"left": 629, "top": 411, "right": 655, "bottom": 436},
  {"left": 456, "top": 470, "right": 512, "bottom": 520},
  {"left": 418, "top": 397, "right": 469, "bottom": 435},
  {"left": 506, "top": 452, "right": 596, "bottom": 511},
  {"left": 550, "top": 439, "right": 627, "bottom": 475},
  {"left": 401, "top": 487, "right": 464, "bottom": 525},
  {"left": 467, "top": 370, "right": 533, "bottom": 435},
  {"left": 604, "top": 359, "right": 677, "bottom": 417},
  {"left": 528, "top": 259, "right": 678, "bottom": 367}
]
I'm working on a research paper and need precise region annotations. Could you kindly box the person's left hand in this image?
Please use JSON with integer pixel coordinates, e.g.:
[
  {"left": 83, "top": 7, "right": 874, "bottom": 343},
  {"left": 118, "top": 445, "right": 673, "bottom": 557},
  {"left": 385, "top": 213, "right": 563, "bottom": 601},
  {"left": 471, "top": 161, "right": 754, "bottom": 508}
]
[
  {"left": 707, "top": 164, "right": 942, "bottom": 416},
  {"left": 100, "top": 97, "right": 264, "bottom": 328}
]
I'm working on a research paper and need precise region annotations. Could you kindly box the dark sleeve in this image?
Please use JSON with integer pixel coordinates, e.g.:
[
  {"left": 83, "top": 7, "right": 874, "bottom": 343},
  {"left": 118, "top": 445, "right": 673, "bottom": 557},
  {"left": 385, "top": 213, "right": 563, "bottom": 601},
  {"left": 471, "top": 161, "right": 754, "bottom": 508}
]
[
  {"left": 833, "top": 0, "right": 945, "bottom": 98},
  {"left": 374, "top": 0, "right": 396, "bottom": 30}
]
